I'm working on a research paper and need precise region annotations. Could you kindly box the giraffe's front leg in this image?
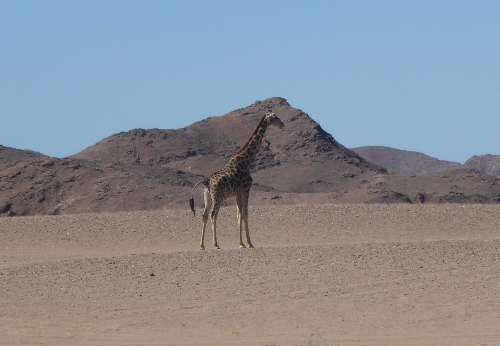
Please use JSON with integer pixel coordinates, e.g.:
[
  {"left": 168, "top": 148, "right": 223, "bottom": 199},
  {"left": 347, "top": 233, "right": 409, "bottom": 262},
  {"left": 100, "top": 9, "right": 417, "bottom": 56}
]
[
  {"left": 236, "top": 194, "right": 246, "bottom": 249},
  {"left": 242, "top": 191, "right": 253, "bottom": 248},
  {"left": 243, "top": 216, "right": 253, "bottom": 248}
]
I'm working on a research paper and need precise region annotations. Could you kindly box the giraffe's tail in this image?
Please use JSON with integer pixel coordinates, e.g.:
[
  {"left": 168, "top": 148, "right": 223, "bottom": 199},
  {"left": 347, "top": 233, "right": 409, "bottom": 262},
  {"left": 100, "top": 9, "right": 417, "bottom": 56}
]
[
  {"left": 189, "top": 197, "right": 195, "bottom": 217},
  {"left": 189, "top": 179, "right": 208, "bottom": 217}
]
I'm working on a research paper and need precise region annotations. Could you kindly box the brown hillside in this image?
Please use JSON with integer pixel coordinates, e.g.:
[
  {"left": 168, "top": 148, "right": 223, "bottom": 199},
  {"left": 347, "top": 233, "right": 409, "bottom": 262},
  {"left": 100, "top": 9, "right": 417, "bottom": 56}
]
[
  {"left": 0, "top": 145, "right": 47, "bottom": 169},
  {"left": 0, "top": 154, "right": 201, "bottom": 216},
  {"left": 1, "top": 98, "right": 385, "bottom": 216},
  {"left": 372, "top": 169, "right": 500, "bottom": 204},
  {"left": 464, "top": 154, "right": 500, "bottom": 178},
  {"left": 72, "top": 98, "right": 382, "bottom": 180},
  {"left": 2, "top": 97, "right": 500, "bottom": 216},
  {"left": 71, "top": 97, "right": 386, "bottom": 197},
  {"left": 351, "top": 146, "right": 462, "bottom": 174}
]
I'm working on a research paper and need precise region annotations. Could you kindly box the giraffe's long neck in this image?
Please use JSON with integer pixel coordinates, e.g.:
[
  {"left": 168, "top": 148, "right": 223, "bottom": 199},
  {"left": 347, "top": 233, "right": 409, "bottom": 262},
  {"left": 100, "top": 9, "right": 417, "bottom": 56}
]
[{"left": 229, "top": 116, "right": 270, "bottom": 171}]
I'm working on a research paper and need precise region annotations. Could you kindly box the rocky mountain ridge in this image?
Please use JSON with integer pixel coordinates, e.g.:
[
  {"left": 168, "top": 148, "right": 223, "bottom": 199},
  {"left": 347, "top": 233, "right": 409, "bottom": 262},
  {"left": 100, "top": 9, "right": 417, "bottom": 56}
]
[
  {"left": 1, "top": 97, "right": 499, "bottom": 216},
  {"left": 352, "top": 146, "right": 500, "bottom": 177}
]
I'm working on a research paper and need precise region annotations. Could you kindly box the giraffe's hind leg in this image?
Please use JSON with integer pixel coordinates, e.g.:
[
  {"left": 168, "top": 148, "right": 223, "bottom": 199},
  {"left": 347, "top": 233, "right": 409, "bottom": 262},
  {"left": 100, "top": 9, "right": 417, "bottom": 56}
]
[
  {"left": 200, "top": 187, "right": 212, "bottom": 250},
  {"left": 210, "top": 201, "right": 221, "bottom": 249}
]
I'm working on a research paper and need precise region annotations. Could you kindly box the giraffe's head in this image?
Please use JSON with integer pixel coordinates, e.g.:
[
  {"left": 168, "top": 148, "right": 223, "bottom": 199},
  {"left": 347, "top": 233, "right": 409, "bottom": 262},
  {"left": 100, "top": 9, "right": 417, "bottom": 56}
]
[{"left": 265, "top": 110, "right": 285, "bottom": 129}]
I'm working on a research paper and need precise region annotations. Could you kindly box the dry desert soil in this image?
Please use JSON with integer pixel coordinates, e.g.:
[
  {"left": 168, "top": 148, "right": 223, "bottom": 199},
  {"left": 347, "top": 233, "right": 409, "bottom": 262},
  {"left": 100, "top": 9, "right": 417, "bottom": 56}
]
[{"left": 1, "top": 204, "right": 500, "bottom": 345}]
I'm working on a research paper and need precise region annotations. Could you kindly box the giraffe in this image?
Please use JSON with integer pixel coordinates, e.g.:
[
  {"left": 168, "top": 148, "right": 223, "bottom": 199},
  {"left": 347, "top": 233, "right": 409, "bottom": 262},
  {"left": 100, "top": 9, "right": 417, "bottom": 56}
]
[{"left": 189, "top": 110, "right": 285, "bottom": 250}]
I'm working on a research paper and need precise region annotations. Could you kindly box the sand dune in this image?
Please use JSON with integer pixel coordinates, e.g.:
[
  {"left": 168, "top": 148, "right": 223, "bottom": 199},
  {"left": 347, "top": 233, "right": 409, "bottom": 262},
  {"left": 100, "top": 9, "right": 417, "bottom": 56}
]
[{"left": 1, "top": 204, "right": 500, "bottom": 345}]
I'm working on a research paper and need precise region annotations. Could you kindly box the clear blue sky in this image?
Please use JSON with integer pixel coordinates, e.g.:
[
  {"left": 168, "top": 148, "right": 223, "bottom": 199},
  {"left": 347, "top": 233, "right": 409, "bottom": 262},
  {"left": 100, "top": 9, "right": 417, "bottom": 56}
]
[{"left": 1, "top": 1, "right": 498, "bottom": 163}]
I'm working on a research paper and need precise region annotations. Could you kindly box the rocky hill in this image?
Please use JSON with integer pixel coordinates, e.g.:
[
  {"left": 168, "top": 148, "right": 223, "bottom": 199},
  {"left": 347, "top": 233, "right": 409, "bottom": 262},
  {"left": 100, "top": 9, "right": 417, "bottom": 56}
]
[
  {"left": 351, "top": 146, "right": 463, "bottom": 174},
  {"left": 1, "top": 98, "right": 384, "bottom": 216},
  {"left": 0, "top": 146, "right": 47, "bottom": 169},
  {"left": 1, "top": 97, "right": 500, "bottom": 216},
  {"left": 70, "top": 97, "right": 389, "bottom": 198},
  {"left": 464, "top": 154, "right": 500, "bottom": 178},
  {"left": 0, "top": 153, "right": 201, "bottom": 216},
  {"left": 71, "top": 98, "right": 381, "bottom": 182},
  {"left": 352, "top": 146, "right": 500, "bottom": 179}
]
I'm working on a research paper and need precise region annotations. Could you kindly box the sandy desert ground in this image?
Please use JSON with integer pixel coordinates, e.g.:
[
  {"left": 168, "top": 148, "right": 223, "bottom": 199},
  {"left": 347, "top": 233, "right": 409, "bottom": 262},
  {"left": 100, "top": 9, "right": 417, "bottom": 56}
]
[{"left": 1, "top": 203, "right": 500, "bottom": 346}]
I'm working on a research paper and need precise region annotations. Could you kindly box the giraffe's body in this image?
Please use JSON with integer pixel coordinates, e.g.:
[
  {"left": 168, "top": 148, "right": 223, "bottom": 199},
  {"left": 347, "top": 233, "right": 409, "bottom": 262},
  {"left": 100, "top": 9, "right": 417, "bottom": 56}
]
[{"left": 190, "top": 110, "right": 285, "bottom": 250}]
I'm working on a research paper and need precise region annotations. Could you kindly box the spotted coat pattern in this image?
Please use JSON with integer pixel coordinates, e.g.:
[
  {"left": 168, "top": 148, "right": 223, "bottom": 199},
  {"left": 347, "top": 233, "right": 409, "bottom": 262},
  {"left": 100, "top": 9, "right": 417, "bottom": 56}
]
[{"left": 190, "top": 110, "right": 285, "bottom": 249}]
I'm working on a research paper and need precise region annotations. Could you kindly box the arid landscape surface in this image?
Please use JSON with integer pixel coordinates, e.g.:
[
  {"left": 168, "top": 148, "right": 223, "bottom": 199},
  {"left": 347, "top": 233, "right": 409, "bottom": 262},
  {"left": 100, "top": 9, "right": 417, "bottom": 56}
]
[{"left": 2, "top": 204, "right": 500, "bottom": 345}]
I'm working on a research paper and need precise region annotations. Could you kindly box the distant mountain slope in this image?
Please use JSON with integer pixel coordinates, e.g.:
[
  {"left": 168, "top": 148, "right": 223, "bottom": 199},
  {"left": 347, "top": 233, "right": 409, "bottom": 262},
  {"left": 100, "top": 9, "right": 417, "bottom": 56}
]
[
  {"left": 2, "top": 98, "right": 500, "bottom": 216},
  {"left": 373, "top": 169, "right": 500, "bottom": 204},
  {"left": 2, "top": 98, "right": 386, "bottom": 216},
  {"left": 0, "top": 150, "right": 200, "bottom": 216},
  {"left": 71, "top": 97, "right": 384, "bottom": 194},
  {"left": 351, "top": 146, "right": 463, "bottom": 174},
  {"left": 352, "top": 146, "right": 500, "bottom": 178},
  {"left": 71, "top": 97, "right": 382, "bottom": 175},
  {"left": 464, "top": 155, "right": 500, "bottom": 178},
  {"left": 0, "top": 145, "right": 47, "bottom": 169}
]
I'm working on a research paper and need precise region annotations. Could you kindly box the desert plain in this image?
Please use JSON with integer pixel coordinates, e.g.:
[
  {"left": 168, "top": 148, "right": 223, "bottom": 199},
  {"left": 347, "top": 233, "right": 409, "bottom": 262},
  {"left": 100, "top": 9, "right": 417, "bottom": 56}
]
[{"left": 1, "top": 203, "right": 500, "bottom": 345}]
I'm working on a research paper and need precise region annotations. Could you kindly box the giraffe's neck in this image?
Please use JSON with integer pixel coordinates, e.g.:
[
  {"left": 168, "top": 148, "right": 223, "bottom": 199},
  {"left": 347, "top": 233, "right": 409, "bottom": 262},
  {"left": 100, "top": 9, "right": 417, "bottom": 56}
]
[{"left": 229, "top": 117, "right": 270, "bottom": 171}]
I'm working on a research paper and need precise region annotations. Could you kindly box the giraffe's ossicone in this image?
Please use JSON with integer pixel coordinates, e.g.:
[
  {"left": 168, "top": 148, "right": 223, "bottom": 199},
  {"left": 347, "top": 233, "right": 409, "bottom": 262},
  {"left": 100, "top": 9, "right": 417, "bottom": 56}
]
[{"left": 190, "top": 110, "right": 285, "bottom": 250}]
